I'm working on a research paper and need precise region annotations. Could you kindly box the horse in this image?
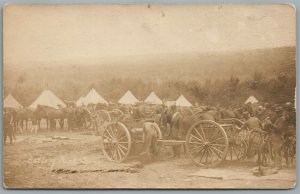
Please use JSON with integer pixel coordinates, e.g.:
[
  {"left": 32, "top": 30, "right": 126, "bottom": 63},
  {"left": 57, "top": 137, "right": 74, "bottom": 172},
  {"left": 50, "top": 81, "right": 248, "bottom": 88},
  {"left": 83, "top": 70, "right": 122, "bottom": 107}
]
[
  {"left": 247, "top": 130, "right": 272, "bottom": 167},
  {"left": 62, "top": 107, "right": 77, "bottom": 130},
  {"left": 11, "top": 108, "right": 29, "bottom": 133},
  {"left": 73, "top": 107, "right": 93, "bottom": 130},
  {"left": 192, "top": 109, "right": 222, "bottom": 122},
  {"left": 36, "top": 105, "right": 65, "bottom": 130},
  {"left": 220, "top": 108, "right": 243, "bottom": 119}
]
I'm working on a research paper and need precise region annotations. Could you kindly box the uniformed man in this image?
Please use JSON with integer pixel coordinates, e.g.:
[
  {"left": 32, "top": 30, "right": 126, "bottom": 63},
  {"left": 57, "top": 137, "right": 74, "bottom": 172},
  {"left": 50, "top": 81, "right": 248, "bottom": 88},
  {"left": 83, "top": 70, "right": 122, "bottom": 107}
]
[
  {"left": 140, "top": 122, "right": 159, "bottom": 163},
  {"left": 4, "top": 110, "right": 14, "bottom": 145},
  {"left": 268, "top": 107, "right": 288, "bottom": 168},
  {"left": 284, "top": 102, "right": 296, "bottom": 130},
  {"left": 169, "top": 105, "right": 183, "bottom": 158},
  {"left": 243, "top": 111, "right": 262, "bottom": 131}
]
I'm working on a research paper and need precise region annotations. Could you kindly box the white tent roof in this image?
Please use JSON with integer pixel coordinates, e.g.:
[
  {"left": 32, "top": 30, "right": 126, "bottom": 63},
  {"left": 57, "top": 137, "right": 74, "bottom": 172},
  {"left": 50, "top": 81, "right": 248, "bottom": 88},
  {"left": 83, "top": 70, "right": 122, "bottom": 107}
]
[
  {"left": 4, "top": 94, "right": 23, "bottom": 108},
  {"left": 76, "top": 96, "right": 85, "bottom": 106},
  {"left": 118, "top": 90, "right": 139, "bottom": 105},
  {"left": 144, "top": 92, "right": 163, "bottom": 105},
  {"left": 244, "top": 96, "right": 259, "bottom": 104},
  {"left": 176, "top": 95, "right": 193, "bottom": 107},
  {"left": 81, "top": 88, "right": 108, "bottom": 105},
  {"left": 29, "top": 90, "right": 66, "bottom": 109}
]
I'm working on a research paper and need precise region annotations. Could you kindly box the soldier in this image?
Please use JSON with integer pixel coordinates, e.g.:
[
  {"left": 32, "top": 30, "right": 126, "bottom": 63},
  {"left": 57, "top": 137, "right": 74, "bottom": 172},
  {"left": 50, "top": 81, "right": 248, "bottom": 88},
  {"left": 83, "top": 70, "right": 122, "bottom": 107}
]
[
  {"left": 284, "top": 102, "right": 296, "bottom": 131},
  {"left": 169, "top": 105, "right": 182, "bottom": 158},
  {"left": 243, "top": 111, "right": 262, "bottom": 131},
  {"left": 267, "top": 107, "right": 288, "bottom": 168},
  {"left": 4, "top": 110, "right": 14, "bottom": 145},
  {"left": 140, "top": 122, "right": 159, "bottom": 163}
]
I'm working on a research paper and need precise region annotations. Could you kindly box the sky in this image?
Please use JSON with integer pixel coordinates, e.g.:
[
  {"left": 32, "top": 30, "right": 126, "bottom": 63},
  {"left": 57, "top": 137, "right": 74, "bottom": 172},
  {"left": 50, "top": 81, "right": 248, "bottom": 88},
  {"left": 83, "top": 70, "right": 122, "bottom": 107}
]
[{"left": 3, "top": 4, "right": 296, "bottom": 67}]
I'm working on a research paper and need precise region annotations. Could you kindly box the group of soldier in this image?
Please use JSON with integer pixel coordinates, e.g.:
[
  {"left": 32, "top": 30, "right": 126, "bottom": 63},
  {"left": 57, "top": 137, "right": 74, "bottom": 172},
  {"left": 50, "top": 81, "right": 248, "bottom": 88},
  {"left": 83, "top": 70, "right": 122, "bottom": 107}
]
[
  {"left": 139, "top": 101, "right": 296, "bottom": 168},
  {"left": 3, "top": 100, "right": 296, "bottom": 169}
]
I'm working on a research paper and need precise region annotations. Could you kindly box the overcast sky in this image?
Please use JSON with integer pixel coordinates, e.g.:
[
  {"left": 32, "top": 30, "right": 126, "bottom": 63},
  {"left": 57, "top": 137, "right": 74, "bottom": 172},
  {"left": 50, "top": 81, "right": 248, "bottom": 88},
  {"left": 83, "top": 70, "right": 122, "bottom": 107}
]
[{"left": 4, "top": 4, "right": 296, "bottom": 67}]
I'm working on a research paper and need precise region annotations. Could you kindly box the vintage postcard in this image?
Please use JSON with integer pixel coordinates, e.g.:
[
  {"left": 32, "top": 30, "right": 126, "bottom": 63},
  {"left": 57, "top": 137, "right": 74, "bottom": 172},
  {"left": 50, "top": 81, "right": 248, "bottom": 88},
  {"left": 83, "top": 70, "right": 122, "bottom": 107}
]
[{"left": 3, "top": 4, "right": 296, "bottom": 189}]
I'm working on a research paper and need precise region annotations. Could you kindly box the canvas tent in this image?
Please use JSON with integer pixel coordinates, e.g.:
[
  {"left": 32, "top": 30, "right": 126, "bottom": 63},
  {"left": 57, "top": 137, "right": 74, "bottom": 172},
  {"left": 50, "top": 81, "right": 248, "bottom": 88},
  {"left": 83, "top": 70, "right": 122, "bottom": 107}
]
[
  {"left": 76, "top": 96, "right": 85, "bottom": 106},
  {"left": 175, "top": 95, "right": 193, "bottom": 107},
  {"left": 81, "top": 88, "right": 108, "bottom": 105},
  {"left": 144, "top": 92, "right": 163, "bottom": 105},
  {"left": 4, "top": 94, "right": 22, "bottom": 108},
  {"left": 118, "top": 90, "right": 139, "bottom": 105},
  {"left": 244, "top": 96, "right": 259, "bottom": 104},
  {"left": 29, "top": 90, "right": 66, "bottom": 109}
]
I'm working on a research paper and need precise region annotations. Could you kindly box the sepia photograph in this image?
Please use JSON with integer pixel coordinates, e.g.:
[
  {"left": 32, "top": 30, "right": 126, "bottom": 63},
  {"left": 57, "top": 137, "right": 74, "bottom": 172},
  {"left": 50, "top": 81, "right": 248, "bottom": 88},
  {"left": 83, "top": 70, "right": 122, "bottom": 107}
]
[{"left": 3, "top": 4, "right": 296, "bottom": 189}]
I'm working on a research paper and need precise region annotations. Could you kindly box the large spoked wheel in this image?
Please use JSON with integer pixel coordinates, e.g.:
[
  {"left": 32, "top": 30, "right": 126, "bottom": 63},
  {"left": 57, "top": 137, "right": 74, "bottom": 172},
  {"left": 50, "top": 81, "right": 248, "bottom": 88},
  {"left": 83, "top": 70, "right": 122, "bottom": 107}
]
[
  {"left": 102, "top": 122, "right": 131, "bottom": 162},
  {"left": 226, "top": 137, "right": 248, "bottom": 161},
  {"left": 186, "top": 120, "right": 229, "bottom": 167}
]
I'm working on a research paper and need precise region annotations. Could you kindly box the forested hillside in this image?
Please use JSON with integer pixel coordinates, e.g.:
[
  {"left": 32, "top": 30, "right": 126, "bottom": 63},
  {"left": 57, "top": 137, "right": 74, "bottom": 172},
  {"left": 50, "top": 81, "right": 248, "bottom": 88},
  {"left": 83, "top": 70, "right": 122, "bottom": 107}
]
[{"left": 4, "top": 46, "right": 296, "bottom": 107}]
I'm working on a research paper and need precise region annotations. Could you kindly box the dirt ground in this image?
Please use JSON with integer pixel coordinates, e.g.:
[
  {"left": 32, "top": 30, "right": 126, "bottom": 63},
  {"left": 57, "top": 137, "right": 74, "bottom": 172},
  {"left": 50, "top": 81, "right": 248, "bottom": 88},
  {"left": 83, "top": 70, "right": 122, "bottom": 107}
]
[{"left": 3, "top": 131, "right": 296, "bottom": 189}]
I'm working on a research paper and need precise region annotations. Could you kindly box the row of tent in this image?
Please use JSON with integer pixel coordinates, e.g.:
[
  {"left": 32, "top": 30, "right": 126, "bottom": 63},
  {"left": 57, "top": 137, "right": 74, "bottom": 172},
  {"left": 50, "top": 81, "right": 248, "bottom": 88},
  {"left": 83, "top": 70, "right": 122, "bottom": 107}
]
[
  {"left": 3, "top": 88, "right": 260, "bottom": 109},
  {"left": 76, "top": 89, "right": 193, "bottom": 107},
  {"left": 4, "top": 88, "right": 193, "bottom": 109}
]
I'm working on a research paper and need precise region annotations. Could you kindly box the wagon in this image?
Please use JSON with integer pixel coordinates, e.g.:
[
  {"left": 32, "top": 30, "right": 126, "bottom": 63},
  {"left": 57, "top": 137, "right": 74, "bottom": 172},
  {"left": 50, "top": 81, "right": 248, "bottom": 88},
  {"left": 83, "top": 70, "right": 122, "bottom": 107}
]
[{"left": 100, "top": 112, "right": 250, "bottom": 167}]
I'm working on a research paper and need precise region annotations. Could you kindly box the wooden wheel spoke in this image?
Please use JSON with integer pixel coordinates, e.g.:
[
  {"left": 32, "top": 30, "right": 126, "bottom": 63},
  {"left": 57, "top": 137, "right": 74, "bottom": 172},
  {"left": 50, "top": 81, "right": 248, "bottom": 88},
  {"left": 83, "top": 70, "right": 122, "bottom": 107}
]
[
  {"left": 206, "top": 148, "right": 215, "bottom": 163},
  {"left": 210, "top": 146, "right": 224, "bottom": 155},
  {"left": 190, "top": 134, "right": 205, "bottom": 143},
  {"left": 118, "top": 143, "right": 129, "bottom": 151},
  {"left": 103, "top": 134, "right": 113, "bottom": 141},
  {"left": 192, "top": 146, "right": 205, "bottom": 159},
  {"left": 110, "top": 127, "right": 118, "bottom": 138},
  {"left": 205, "top": 148, "right": 213, "bottom": 164},
  {"left": 110, "top": 145, "right": 116, "bottom": 160},
  {"left": 106, "top": 127, "right": 115, "bottom": 139},
  {"left": 116, "top": 144, "right": 126, "bottom": 156},
  {"left": 193, "top": 127, "right": 205, "bottom": 141},
  {"left": 115, "top": 146, "right": 122, "bottom": 160},
  {"left": 199, "top": 125, "right": 206, "bottom": 140},
  {"left": 207, "top": 128, "right": 218, "bottom": 141},
  {"left": 189, "top": 144, "right": 205, "bottom": 152},
  {"left": 118, "top": 135, "right": 127, "bottom": 141},
  {"left": 208, "top": 147, "right": 221, "bottom": 160},
  {"left": 209, "top": 143, "right": 226, "bottom": 147},
  {"left": 198, "top": 148, "right": 207, "bottom": 163},
  {"left": 210, "top": 136, "right": 225, "bottom": 143}
]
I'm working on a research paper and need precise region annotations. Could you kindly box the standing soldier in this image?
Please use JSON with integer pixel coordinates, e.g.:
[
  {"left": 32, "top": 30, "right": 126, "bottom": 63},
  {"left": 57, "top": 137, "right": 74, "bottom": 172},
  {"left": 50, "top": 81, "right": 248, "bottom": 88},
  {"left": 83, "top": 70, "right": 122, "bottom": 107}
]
[
  {"left": 169, "top": 105, "right": 183, "bottom": 158},
  {"left": 267, "top": 107, "right": 288, "bottom": 168},
  {"left": 4, "top": 110, "right": 14, "bottom": 145},
  {"left": 140, "top": 122, "right": 159, "bottom": 163}
]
